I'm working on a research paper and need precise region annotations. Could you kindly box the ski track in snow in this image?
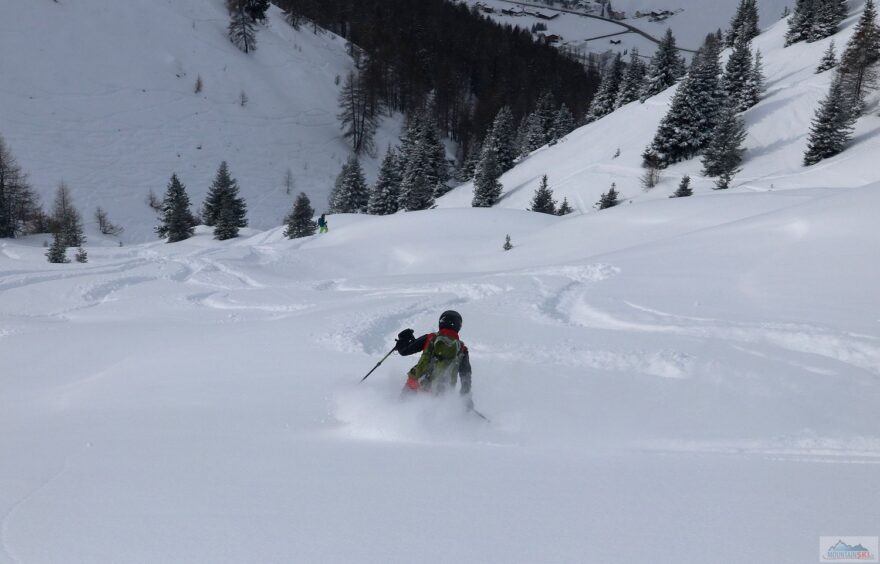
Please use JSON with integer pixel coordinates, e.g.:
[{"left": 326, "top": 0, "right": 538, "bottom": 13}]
[{"left": 0, "top": 446, "right": 88, "bottom": 564}]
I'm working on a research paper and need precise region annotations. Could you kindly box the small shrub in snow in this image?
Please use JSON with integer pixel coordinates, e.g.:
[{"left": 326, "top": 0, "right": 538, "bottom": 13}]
[
  {"left": 503, "top": 234, "right": 513, "bottom": 251},
  {"left": 75, "top": 247, "right": 88, "bottom": 263}
]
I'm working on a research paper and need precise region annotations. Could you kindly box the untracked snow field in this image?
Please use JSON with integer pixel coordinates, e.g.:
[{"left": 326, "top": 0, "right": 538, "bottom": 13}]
[{"left": 2, "top": 187, "right": 879, "bottom": 563}]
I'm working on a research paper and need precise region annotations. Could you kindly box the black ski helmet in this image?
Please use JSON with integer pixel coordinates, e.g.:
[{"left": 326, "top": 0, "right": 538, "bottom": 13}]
[{"left": 438, "top": 310, "right": 463, "bottom": 332}]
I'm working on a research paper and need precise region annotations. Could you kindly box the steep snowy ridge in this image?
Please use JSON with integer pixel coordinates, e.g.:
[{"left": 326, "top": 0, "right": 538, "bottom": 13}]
[
  {"left": 440, "top": 3, "right": 880, "bottom": 212},
  {"left": 0, "top": 0, "right": 399, "bottom": 241}
]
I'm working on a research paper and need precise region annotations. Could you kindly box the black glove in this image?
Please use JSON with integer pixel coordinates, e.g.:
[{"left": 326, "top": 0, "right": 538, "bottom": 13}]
[{"left": 395, "top": 328, "right": 415, "bottom": 351}]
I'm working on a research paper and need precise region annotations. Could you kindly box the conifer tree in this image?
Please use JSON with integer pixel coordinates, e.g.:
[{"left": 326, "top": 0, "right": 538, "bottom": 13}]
[
  {"left": 0, "top": 135, "right": 40, "bottom": 239},
  {"left": 284, "top": 192, "right": 317, "bottom": 239},
  {"left": 503, "top": 234, "right": 513, "bottom": 251},
  {"left": 702, "top": 102, "right": 747, "bottom": 189},
  {"left": 816, "top": 40, "right": 839, "bottom": 72},
  {"left": 51, "top": 182, "right": 85, "bottom": 247},
  {"left": 338, "top": 71, "right": 379, "bottom": 156},
  {"left": 644, "top": 37, "right": 725, "bottom": 167},
  {"left": 586, "top": 54, "right": 625, "bottom": 122},
  {"left": 596, "top": 183, "right": 620, "bottom": 209},
  {"left": 204, "top": 161, "right": 234, "bottom": 226},
  {"left": 787, "top": 0, "right": 847, "bottom": 45},
  {"left": 640, "top": 29, "right": 687, "bottom": 102},
  {"left": 46, "top": 231, "right": 69, "bottom": 264},
  {"left": 723, "top": 38, "right": 755, "bottom": 112},
  {"left": 75, "top": 247, "right": 88, "bottom": 263},
  {"left": 460, "top": 136, "right": 482, "bottom": 180},
  {"left": 803, "top": 75, "right": 857, "bottom": 165},
  {"left": 329, "top": 155, "right": 369, "bottom": 213},
  {"left": 556, "top": 197, "right": 574, "bottom": 215},
  {"left": 397, "top": 108, "right": 447, "bottom": 209},
  {"left": 534, "top": 92, "right": 558, "bottom": 142},
  {"left": 203, "top": 162, "right": 247, "bottom": 240},
  {"left": 552, "top": 103, "right": 577, "bottom": 140},
  {"left": 726, "top": 0, "right": 760, "bottom": 47},
  {"left": 838, "top": 0, "right": 880, "bottom": 109},
  {"left": 529, "top": 175, "right": 557, "bottom": 214},
  {"left": 228, "top": 5, "right": 257, "bottom": 53},
  {"left": 490, "top": 106, "right": 517, "bottom": 172},
  {"left": 156, "top": 173, "right": 197, "bottom": 242},
  {"left": 616, "top": 48, "right": 648, "bottom": 108},
  {"left": 472, "top": 143, "right": 503, "bottom": 207},
  {"left": 368, "top": 147, "right": 402, "bottom": 215},
  {"left": 671, "top": 175, "right": 693, "bottom": 197},
  {"left": 520, "top": 112, "right": 546, "bottom": 155},
  {"left": 744, "top": 49, "right": 766, "bottom": 108}
]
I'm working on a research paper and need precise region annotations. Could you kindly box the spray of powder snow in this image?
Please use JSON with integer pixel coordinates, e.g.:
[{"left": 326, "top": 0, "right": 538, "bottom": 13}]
[{"left": 331, "top": 381, "right": 513, "bottom": 446}]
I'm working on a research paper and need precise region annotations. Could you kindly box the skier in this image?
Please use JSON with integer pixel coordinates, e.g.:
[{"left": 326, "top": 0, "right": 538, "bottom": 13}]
[
  {"left": 317, "top": 213, "right": 328, "bottom": 234},
  {"left": 395, "top": 310, "right": 473, "bottom": 409}
]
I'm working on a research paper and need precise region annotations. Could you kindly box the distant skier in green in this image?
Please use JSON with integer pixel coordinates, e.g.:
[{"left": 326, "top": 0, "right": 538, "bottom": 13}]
[
  {"left": 317, "top": 213, "right": 328, "bottom": 234},
  {"left": 395, "top": 310, "right": 473, "bottom": 409}
]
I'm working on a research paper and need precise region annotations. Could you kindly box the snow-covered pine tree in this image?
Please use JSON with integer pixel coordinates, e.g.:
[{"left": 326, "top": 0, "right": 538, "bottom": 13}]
[
  {"left": 671, "top": 175, "right": 693, "bottom": 197},
  {"left": 815, "top": 0, "right": 849, "bottom": 40},
  {"left": 51, "top": 182, "right": 85, "bottom": 247},
  {"left": 615, "top": 48, "right": 647, "bottom": 108},
  {"left": 46, "top": 231, "right": 69, "bottom": 264},
  {"left": 156, "top": 173, "right": 197, "bottom": 243},
  {"left": 644, "top": 36, "right": 725, "bottom": 167},
  {"left": 552, "top": 103, "right": 577, "bottom": 140},
  {"left": 228, "top": 4, "right": 257, "bottom": 53},
  {"left": 213, "top": 178, "right": 248, "bottom": 240},
  {"left": 726, "top": 0, "right": 760, "bottom": 47},
  {"left": 529, "top": 175, "right": 557, "bottom": 214},
  {"left": 787, "top": 0, "right": 847, "bottom": 45},
  {"left": 556, "top": 197, "right": 574, "bottom": 215},
  {"left": 472, "top": 143, "right": 503, "bottom": 207},
  {"left": 368, "top": 147, "right": 402, "bottom": 215},
  {"left": 640, "top": 29, "right": 687, "bottom": 102},
  {"left": 596, "top": 183, "right": 620, "bottom": 209},
  {"left": 744, "top": 49, "right": 766, "bottom": 108},
  {"left": 460, "top": 135, "right": 482, "bottom": 181},
  {"left": 723, "top": 37, "right": 755, "bottom": 112},
  {"left": 75, "top": 247, "right": 88, "bottom": 263},
  {"left": 786, "top": 0, "right": 815, "bottom": 45},
  {"left": 203, "top": 161, "right": 236, "bottom": 226},
  {"left": 701, "top": 101, "right": 747, "bottom": 189},
  {"left": 838, "top": 0, "right": 880, "bottom": 109},
  {"left": 803, "top": 75, "right": 858, "bottom": 165},
  {"left": 816, "top": 40, "right": 839, "bottom": 72},
  {"left": 329, "top": 155, "right": 369, "bottom": 213},
  {"left": 0, "top": 135, "right": 40, "bottom": 239},
  {"left": 586, "top": 53, "right": 625, "bottom": 122},
  {"left": 490, "top": 106, "right": 517, "bottom": 172},
  {"left": 283, "top": 192, "right": 317, "bottom": 239},
  {"left": 521, "top": 111, "right": 546, "bottom": 155}
]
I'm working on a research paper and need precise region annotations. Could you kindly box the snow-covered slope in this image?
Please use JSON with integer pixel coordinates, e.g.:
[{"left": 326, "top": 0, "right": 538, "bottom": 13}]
[
  {"left": 1, "top": 182, "right": 879, "bottom": 563},
  {"left": 0, "top": 0, "right": 399, "bottom": 241},
  {"left": 461, "top": 0, "right": 791, "bottom": 55},
  {"left": 441, "top": 4, "right": 880, "bottom": 212}
]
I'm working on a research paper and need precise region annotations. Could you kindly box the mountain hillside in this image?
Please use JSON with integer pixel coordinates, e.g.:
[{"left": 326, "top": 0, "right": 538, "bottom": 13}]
[
  {"left": 0, "top": 0, "right": 399, "bottom": 241},
  {"left": 441, "top": 3, "right": 880, "bottom": 212}
]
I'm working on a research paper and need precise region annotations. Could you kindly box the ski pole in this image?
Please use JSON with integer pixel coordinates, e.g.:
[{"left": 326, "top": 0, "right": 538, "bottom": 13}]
[
  {"left": 470, "top": 408, "right": 490, "bottom": 423},
  {"left": 359, "top": 346, "right": 397, "bottom": 383}
]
